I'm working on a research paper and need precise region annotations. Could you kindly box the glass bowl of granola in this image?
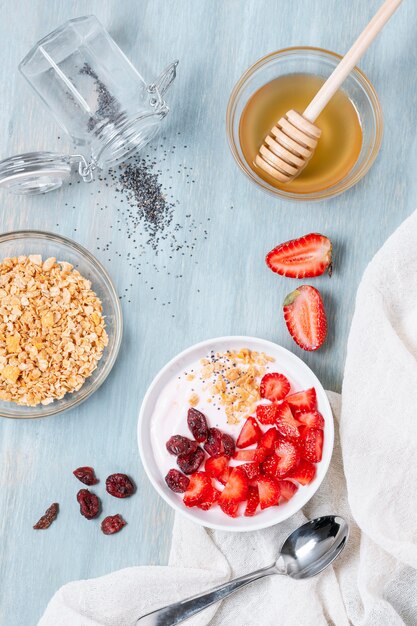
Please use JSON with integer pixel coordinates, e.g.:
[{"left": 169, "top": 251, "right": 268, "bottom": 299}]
[{"left": 0, "top": 231, "right": 122, "bottom": 418}]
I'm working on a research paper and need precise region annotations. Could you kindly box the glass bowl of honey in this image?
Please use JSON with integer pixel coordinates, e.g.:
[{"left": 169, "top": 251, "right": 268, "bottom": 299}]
[{"left": 226, "top": 46, "right": 383, "bottom": 201}]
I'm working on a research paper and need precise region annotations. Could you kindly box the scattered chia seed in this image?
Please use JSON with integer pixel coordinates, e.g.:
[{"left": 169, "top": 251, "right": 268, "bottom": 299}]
[{"left": 92, "top": 140, "right": 209, "bottom": 303}]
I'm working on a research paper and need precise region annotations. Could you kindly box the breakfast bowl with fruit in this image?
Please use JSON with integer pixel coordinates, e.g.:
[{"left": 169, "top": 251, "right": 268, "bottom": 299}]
[{"left": 138, "top": 336, "right": 333, "bottom": 532}]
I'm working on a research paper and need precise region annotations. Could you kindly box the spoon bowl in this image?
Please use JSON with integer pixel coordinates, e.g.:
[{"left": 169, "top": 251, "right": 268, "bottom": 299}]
[{"left": 279, "top": 515, "right": 349, "bottom": 579}]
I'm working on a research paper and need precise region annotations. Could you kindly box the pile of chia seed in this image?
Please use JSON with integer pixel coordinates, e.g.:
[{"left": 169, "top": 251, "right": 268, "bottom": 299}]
[{"left": 79, "top": 63, "right": 121, "bottom": 131}]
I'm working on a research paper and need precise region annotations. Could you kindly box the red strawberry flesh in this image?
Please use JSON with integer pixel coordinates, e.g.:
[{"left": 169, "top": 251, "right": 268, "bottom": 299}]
[
  {"left": 244, "top": 485, "right": 260, "bottom": 517},
  {"left": 283, "top": 285, "right": 327, "bottom": 351},
  {"left": 256, "top": 404, "right": 280, "bottom": 425},
  {"left": 257, "top": 475, "right": 281, "bottom": 509},
  {"left": 260, "top": 372, "right": 290, "bottom": 402},
  {"left": 274, "top": 439, "right": 300, "bottom": 477},
  {"left": 183, "top": 472, "right": 212, "bottom": 507},
  {"left": 218, "top": 468, "right": 249, "bottom": 517},
  {"left": 296, "top": 410, "right": 324, "bottom": 429},
  {"left": 236, "top": 417, "right": 262, "bottom": 448},
  {"left": 300, "top": 428, "right": 323, "bottom": 463},
  {"left": 274, "top": 401, "right": 300, "bottom": 439},
  {"left": 286, "top": 387, "right": 317, "bottom": 413},
  {"left": 279, "top": 480, "right": 298, "bottom": 501},
  {"left": 288, "top": 459, "right": 317, "bottom": 485},
  {"left": 266, "top": 233, "right": 332, "bottom": 279}
]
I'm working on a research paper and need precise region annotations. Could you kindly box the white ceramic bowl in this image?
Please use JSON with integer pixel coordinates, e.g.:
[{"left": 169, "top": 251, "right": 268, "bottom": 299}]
[{"left": 137, "top": 336, "right": 334, "bottom": 532}]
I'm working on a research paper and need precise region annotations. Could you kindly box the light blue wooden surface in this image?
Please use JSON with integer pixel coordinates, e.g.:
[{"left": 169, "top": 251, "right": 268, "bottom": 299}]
[{"left": 0, "top": 1, "right": 416, "bottom": 624}]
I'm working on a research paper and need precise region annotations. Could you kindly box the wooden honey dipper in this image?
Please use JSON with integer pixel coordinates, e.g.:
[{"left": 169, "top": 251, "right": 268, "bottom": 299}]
[{"left": 256, "top": 0, "right": 402, "bottom": 183}]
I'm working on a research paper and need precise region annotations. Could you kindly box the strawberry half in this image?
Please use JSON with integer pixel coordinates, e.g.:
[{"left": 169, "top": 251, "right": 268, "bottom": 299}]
[
  {"left": 260, "top": 372, "right": 290, "bottom": 402},
  {"left": 236, "top": 417, "right": 262, "bottom": 448},
  {"left": 218, "top": 468, "right": 249, "bottom": 517},
  {"left": 283, "top": 286, "right": 327, "bottom": 352},
  {"left": 244, "top": 485, "right": 260, "bottom": 517},
  {"left": 274, "top": 401, "right": 300, "bottom": 439},
  {"left": 286, "top": 387, "right": 317, "bottom": 413},
  {"left": 183, "top": 472, "right": 213, "bottom": 507},
  {"left": 296, "top": 410, "right": 324, "bottom": 430},
  {"left": 279, "top": 480, "right": 298, "bottom": 501},
  {"left": 300, "top": 428, "right": 323, "bottom": 463},
  {"left": 288, "top": 459, "right": 316, "bottom": 485},
  {"left": 257, "top": 475, "right": 281, "bottom": 509},
  {"left": 274, "top": 439, "right": 300, "bottom": 477},
  {"left": 266, "top": 233, "right": 332, "bottom": 279},
  {"left": 259, "top": 427, "right": 279, "bottom": 449}
]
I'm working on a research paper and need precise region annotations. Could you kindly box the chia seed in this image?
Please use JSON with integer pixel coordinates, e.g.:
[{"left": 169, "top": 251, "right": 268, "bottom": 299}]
[{"left": 79, "top": 63, "right": 121, "bottom": 131}]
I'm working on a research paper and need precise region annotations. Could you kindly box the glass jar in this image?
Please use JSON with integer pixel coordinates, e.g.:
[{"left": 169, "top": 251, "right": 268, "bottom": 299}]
[{"left": 0, "top": 15, "right": 178, "bottom": 195}]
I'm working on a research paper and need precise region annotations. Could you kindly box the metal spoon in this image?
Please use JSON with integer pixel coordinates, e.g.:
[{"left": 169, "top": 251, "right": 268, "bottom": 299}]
[{"left": 136, "top": 515, "right": 349, "bottom": 625}]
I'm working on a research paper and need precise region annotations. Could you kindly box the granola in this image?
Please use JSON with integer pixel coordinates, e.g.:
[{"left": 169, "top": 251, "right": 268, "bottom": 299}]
[
  {"left": 199, "top": 349, "right": 275, "bottom": 424},
  {"left": 0, "top": 255, "right": 108, "bottom": 406}
]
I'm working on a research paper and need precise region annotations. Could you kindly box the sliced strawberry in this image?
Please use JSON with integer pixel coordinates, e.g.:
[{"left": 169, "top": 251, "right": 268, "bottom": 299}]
[
  {"left": 296, "top": 410, "right": 324, "bottom": 429},
  {"left": 239, "top": 462, "right": 260, "bottom": 480},
  {"left": 274, "top": 439, "right": 300, "bottom": 477},
  {"left": 257, "top": 475, "right": 281, "bottom": 509},
  {"left": 274, "top": 402, "right": 300, "bottom": 439},
  {"left": 197, "top": 486, "right": 221, "bottom": 510},
  {"left": 234, "top": 447, "right": 269, "bottom": 462},
  {"left": 220, "top": 500, "right": 239, "bottom": 518},
  {"left": 260, "top": 427, "right": 279, "bottom": 449},
  {"left": 244, "top": 485, "right": 260, "bottom": 517},
  {"left": 205, "top": 455, "right": 229, "bottom": 480},
  {"left": 183, "top": 472, "right": 212, "bottom": 507},
  {"left": 288, "top": 459, "right": 317, "bottom": 485},
  {"left": 236, "top": 417, "right": 262, "bottom": 448},
  {"left": 256, "top": 403, "right": 280, "bottom": 425},
  {"left": 286, "top": 387, "right": 317, "bottom": 413},
  {"left": 300, "top": 428, "right": 323, "bottom": 463},
  {"left": 266, "top": 233, "right": 332, "bottom": 279},
  {"left": 260, "top": 372, "right": 290, "bottom": 402},
  {"left": 218, "top": 467, "right": 249, "bottom": 518},
  {"left": 279, "top": 480, "right": 298, "bottom": 501},
  {"left": 260, "top": 454, "right": 278, "bottom": 477},
  {"left": 283, "top": 286, "right": 327, "bottom": 351},
  {"left": 218, "top": 467, "right": 232, "bottom": 485}
]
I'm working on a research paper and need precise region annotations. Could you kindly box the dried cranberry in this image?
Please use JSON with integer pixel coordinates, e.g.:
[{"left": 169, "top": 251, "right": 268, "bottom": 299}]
[
  {"left": 187, "top": 408, "right": 209, "bottom": 443},
  {"left": 177, "top": 446, "right": 205, "bottom": 474},
  {"left": 166, "top": 435, "right": 198, "bottom": 456},
  {"left": 221, "top": 433, "right": 236, "bottom": 457},
  {"left": 77, "top": 489, "right": 100, "bottom": 519},
  {"left": 165, "top": 469, "right": 190, "bottom": 493},
  {"left": 101, "top": 514, "right": 127, "bottom": 535},
  {"left": 106, "top": 473, "right": 135, "bottom": 498},
  {"left": 73, "top": 466, "right": 99, "bottom": 486},
  {"left": 33, "top": 503, "right": 59, "bottom": 530},
  {"left": 204, "top": 428, "right": 223, "bottom": 456}
]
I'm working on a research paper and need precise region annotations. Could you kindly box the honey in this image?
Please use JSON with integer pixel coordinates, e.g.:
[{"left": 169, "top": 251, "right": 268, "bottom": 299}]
[{"left": 239, "top": 73, "right": 363, "bottom": 194}]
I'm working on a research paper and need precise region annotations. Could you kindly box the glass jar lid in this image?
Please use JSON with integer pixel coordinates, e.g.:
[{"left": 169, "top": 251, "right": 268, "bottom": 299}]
[{"left": 0, "top": 152, "right": 72, "bottom": 195}]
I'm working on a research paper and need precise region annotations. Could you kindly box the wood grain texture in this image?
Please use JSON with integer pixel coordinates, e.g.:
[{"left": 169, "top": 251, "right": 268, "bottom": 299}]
[{"left": 0, "top": 0, "right": 416, "bottom": 624}]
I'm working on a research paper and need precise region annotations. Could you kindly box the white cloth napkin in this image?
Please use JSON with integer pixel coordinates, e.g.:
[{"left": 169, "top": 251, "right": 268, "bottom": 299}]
[{"left": 39, "top": 210, "right": 417, "bottom": 626}]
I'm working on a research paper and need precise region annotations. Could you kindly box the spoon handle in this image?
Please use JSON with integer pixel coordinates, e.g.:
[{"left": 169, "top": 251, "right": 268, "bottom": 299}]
[{"left": 135, "top": 564, "right": 277, "bottom": 625}]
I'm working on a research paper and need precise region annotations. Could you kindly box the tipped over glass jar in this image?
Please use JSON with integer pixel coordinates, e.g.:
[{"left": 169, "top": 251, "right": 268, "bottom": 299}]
[{"left": 0, "top": 15, "right": 178, "bottom": 195}]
